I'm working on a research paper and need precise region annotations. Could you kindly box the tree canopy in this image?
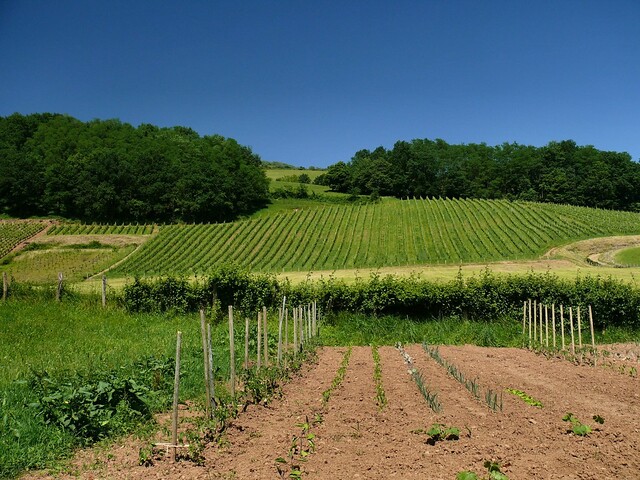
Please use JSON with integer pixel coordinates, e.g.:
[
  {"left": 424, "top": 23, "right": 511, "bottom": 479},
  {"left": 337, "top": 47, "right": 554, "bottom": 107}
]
[
  {"left": 324, "top": 139, "right": 640, "bottom": 211},
  {"left": 0, "top": 113, "right": 270, "bottom": 222}
]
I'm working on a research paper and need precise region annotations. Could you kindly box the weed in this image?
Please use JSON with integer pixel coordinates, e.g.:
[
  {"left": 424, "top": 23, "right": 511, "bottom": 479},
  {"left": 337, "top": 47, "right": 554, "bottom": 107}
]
[
  {"left": 457, "top": 460, "right": 510, "bottom": 479},
  {"left": 562, "top": 413, "right": 604, "bottom": 436},
  {"left": 425, "top": 423, "right": 460, "bottom": 445}
]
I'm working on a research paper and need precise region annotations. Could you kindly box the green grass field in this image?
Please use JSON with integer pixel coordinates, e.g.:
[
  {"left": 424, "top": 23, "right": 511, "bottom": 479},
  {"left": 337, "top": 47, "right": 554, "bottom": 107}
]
[
  {"left": 615, "top": 246, "right": 640, "bottom": 266},
  {"left": 109, "top": 198, "right": 640, "bottom": 276}
]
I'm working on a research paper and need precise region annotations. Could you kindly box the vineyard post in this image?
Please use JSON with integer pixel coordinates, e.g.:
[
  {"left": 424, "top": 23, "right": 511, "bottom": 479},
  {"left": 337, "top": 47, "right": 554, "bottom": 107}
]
[
  {"left": 589, "top": 305, "right": 596, "bottom": 363},
  {"left": 293, "top": 307, "right": 298, "bottom": 355},
  {"left": 263, "top": 306, "right": 268, "bottom": 366},
  {"left": 2, "top": 271, "right": 7, "bottom": 302},
  {"left": 228, "top": 306, "right": 236, "bottom": 398},
  {"left": 199, "top": 309, "right": 212, "bottom": 416},
  {"left": 171, "top": 331, "right": 182, "bottom": 463},
  {"left": 307, "top": 304, "right": 311, "bottom": 341},
  {"left": 299, "top": 306, "right": 304, "bottom": 348},
  {"left": 551, "top": 303, "right": 556, "bottom": 349},
  {"left": 101, "top": 275, "right": 107, "bottom": 308},
  {"left": 569, "top": 307, "right": 576, "bottom": 355},
  {"left": 528, "top": 299, "right": 532, "bottom": 349},
  {"left": 207, "top": 322, "right": 215, "bottom": 408},
  {"left": 522, "top": 301, "right": 526, "bottom": 339},
  {"left": 278, "top": 297, "right": 286, "bottom": 365},
  {"left": 577, "top": 306, "right": 583, "bottom": 349},
  {"left": 285, "top": 308, "right": 289, "bottom": 354},
  {"left": 56, "top": 272, "right": 63, "bottom": 302},
  {"left": 545, "top": 304, "right": 549, "bottom": 348},
  {"left": 244, "top": 316, "right": 250, "bottom": 369},
  {"left": 539, "top": 302, "right": 543, "bottom": 345},
  {"left": 313, "top": 300, "right": 317, "bottom": 337},
  {"left": 560, "top": 305, "right": 565, "bottom": 351},
  {"left": 533, "top": 300, "right": 537, "bottom": 347},
  {"left": 257, "top": 311, "right": 262, "bottom": 369}
]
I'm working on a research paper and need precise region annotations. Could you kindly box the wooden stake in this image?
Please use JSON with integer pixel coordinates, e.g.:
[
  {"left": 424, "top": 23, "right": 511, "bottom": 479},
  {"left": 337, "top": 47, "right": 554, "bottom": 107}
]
[
  {"left": 522, "top": 301, "right": 526, "bottom": 337},
  {"left": 207, "top": 322, "right": 215, "bottom": 407},
  {"left": 577, "top": 306, "right": 583, "bottom": 349},
  {"left": 171, "top": 331, "right": 182, "bottom": 462},
  {"left": 285, "top": 308, "right": 289, "bottom": 353},
  {"left": 528, "top": 299, "right": 532, "bottom": 348},
  {"left": 228, "top": 306, "right": 236, "bottom": 398},
  {"left": 277, "top": 307, "right": 284, "bottom": 365},
  {"left": 263, "top": 306, "right": 268, "bottom": 366},
  {"left": 569, "top": 307, "right": 575, "bottom": 355},
  {"left": 589, "top": 305, "right": 596, "bottom": 351},
  {"left": 313, "top": 300, "right": 317, "bottom": 337},
  {"left": 539, "top": 302, "right": 543, "bottom": 345},
  {"left": 533, "top": 300, "right": 537, "bottom": 346},
  {"left": 293, "top": 307, "right": 298, "bottom": 354},
  {"left": 560, "top": 304, "right": 565, "bottom": 351},
  {"left": 101, "top": 275, "right": 107, "bottom": 307},
  {"left": 552, "top": 303, "right": 556, "bottom": 349},
  {"left": 244, "top": 316, "right": 250, "bottom": 369},
  {"left": 2, "top": 271, "right": 7, "bottom": 302},
  {"left": 56, "top": 272, "right": 63, "bottom": 302},
  {"left": 257, "top": 311, "right": 262, "bottom": 369},
  {"left": 545, "top": 304, "right": 549, "bottom": 348},
  {"left": 200, "top": 309, "right": 212, "bottom": 416},
  {"left": 299, "top": 307, "right": 304, "bottom": 348}
]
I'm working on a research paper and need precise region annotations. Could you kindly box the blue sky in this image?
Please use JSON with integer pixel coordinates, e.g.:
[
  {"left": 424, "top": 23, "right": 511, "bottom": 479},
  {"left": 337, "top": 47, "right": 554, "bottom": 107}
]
[{"left": 1, "top": 0, "right": 639, "bottom": 167}]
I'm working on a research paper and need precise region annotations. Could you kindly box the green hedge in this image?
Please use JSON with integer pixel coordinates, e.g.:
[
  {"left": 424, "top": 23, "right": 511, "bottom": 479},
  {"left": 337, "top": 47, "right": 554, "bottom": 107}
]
[{"left": 120, "top": 266, "right": 640, "bottom": 330}]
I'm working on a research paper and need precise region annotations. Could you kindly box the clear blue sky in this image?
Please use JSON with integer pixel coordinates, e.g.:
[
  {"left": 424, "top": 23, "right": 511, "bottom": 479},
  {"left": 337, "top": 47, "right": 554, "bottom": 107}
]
[{"left": 1, "top": 0, "right": 639, "bottom": 167}]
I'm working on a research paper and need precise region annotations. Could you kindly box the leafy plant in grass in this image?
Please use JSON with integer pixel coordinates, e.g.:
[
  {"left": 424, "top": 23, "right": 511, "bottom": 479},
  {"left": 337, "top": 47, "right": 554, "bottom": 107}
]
[
  {"left": 562, "top": 413, "right": 604, "bottom": 436},
  {"left": 505, "top": 388, "right": 543, "bottom": 408}
]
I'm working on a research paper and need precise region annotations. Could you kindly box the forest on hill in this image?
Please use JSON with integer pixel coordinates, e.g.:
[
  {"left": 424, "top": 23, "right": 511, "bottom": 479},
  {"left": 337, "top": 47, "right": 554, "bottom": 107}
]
[
  {"left": 0, "top": 113, "right": 269, "bottom": 222},
  {"left": 321, "top": 139, "right": 640, "bottom": 211}
]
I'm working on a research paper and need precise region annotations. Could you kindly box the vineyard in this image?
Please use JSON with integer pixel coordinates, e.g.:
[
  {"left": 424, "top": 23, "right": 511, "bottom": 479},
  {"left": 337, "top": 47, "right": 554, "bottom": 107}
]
[
  {"left": 111, "top": 198, "right": 640, "bottom": 276},
  {"left": 0, "top": 221, "right": 48, "bottom": 259},
  {"left": 47, "top": 223, "right": 154, "bottom": 236}
]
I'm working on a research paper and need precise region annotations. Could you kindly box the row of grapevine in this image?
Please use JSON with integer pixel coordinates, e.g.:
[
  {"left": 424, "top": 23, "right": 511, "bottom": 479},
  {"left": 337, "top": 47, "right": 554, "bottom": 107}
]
[
  {"left": 111, "top": 198, "right": 640, "bottom": 276},
  {"left": 47, "top": 223, "right": 154, "bottom": 236},
  {"left": 0, "top": 221, "right": 48, "bottom": 258}
]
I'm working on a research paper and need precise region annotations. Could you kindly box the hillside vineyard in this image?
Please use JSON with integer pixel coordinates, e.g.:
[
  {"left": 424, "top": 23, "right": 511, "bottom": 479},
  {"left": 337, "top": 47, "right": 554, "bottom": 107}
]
[{"left": 112, "top": 198, "right": 640, "bottom": 275}]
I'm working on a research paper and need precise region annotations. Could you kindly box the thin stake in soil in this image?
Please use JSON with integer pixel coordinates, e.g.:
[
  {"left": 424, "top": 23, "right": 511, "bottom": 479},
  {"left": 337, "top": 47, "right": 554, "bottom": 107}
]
[
  {"left": 569, "top": 306, "right": 576, "bottom": 355},
  {"left": 257, "top": 310, "right": 262, "bottom": 369},
  {"left": 528, "top": 299, "right": 532, "bottom": 349},
  {"left": 277, "top": 299, "right": 285, "bottom": 365},
  {"left": 560, "top": 304, "right": 566, "bottom": 351},
  {"left": 552, "top": 303, "right": 556, "bottom": 349},
  {"left": 200, "top": 309, "right": 212, "bottom": 416},
  {"left": 244, "top": 316, "right": 250, "bottom": 369},
  {"left": 263, "top": 306, "right": 268, "bottom": 366},
  {"left": 533, "top": 300, "right": 537, "bottom": 346},
  {"left": 171, "top": 331, "right": 182, "bottom": 463},
  {"left": 207, "top": 322, "right": 215, "bottom": 407},
  {"left": 56, "top": 272, "right": 63, "bottom": 302},
  {"left": 589, "top": 305, "right": 596, "bottom": 366},
  {"left": 293, "top": 307, "right": 298, "bottom": 354},
  {"left": 539, "top": 301, "right": 543, "bottom": 345},
  {"left": 285, "top": 307, "right": 289, "bottom": 354},
  {"left": 228, "top": 306, "right": 236, "bottom": 398},
  {"left": 545, "top": 304, "right": 549, "bottom": 348},
  {"left": 577, "top": 306, "right": 583, "bottom": 349}
]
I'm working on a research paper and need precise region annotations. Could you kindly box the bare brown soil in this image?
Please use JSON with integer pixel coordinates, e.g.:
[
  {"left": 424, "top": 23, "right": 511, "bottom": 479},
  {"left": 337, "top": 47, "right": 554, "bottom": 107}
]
[{"left": 21, "top": 345, "right": 640, "bottom": 479}]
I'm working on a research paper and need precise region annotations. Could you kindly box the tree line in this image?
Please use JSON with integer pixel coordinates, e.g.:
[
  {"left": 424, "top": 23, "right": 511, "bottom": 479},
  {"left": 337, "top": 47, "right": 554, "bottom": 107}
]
[
  {"left": 0, "top": 113, "right": 270, "bottom": 222},
  {"left": 320, "top": 139, "right": 640, "bottom": 211}
]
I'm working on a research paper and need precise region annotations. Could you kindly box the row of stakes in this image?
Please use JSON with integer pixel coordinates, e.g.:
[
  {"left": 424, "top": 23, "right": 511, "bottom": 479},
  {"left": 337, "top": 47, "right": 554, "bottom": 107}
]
[
  {"left": 522, "top": 299, "right": 597, "bottom": 357},
  {"left": 168, "top": 297, "right": 319, "bottom": 461}
]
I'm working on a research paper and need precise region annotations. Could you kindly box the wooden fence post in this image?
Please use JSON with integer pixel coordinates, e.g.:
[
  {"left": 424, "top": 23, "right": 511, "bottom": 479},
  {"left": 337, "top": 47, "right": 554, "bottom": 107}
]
[
  {"left": 56, "top": 272, "right": 63, "bottom": 301},
  {"left": 539, "top": 302, "right": 543, "bottom": 345},
  {"left": 244, "top": 316, "right": 250, "bottom": 369},
  {"left": 101, "top": 275, "right": 107, "bottom": 308},
  {"left": 207, "top": 322, "right": 215, "bottom": 408},
  {"left": 293, "top": 307, "right": 298, "bottom": 354},
  {"left": 257, "top": 310, "right": 262, "bottom": 369},
  {"left": 200, "top": 309, "right": 212, "bottom": 416},
  {"left": 577, "top": 306, "right": 583, "bottom": 349},
  {"left": 589, "top": 305, "right": 596, "bottom": 364},
  {"left": 228, "top": 306, "right": 236, "bottom": 398},
  {"left": 171, "top": 331, "right": 182, "bottom": 463},
  {"left": 528, "top": 299, "right": 532, "bottom": 348},
  {"left": 263, "top": 306, "right": 268, "bottom": 366},
  {"left": 285, "top": 307, "right": 289, "bottom": 353},
  {"left": 533, "top": 300, "right": 537, "bottom": 346},
  {"left": 552, "top": 303, "right": 556, "bottom": 349},
  {"left": 560, "top": 304, "right": 565, "bottom": 351},
  {"left": 2, "top": 272, "right": 7, "bottom": 302},
  {"left": 569, "top": 306, "right": 575, "bottom": 355}
]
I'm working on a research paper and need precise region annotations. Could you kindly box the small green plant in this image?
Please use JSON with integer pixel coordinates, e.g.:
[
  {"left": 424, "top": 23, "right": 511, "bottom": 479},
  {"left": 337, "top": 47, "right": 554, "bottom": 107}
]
[
  {"left": 371, "top": 345, "right": 387, "bottom": 410},
  {"left": 321, "top": 347, "right": 351, "bottom": 405},
  {"left": 138, "top": 444, "right": 154, "bottom": 467},
  {"left": 562, "top": 412, "right": 604, "bottom": 436},
  {"left": 457, "top": 460, "right": 509, "bottom": 479},
  {"left": 505, "top": 388, "right": 543, "bottom": 408},
  {"left": 425, "top": 423, "right": 460, "bottom": 445}
]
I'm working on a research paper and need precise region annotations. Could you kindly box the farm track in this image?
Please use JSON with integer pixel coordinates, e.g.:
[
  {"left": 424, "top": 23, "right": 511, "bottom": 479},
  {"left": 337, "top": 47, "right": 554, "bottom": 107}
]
[{"left": 20, "top": 346, "right": 640, "bottom": 479}]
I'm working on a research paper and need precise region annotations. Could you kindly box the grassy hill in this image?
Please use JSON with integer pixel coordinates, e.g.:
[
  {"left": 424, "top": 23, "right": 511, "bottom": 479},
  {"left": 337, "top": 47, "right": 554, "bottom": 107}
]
[{"left": 108, "top": 198, "right": 640, "bottom": 276}]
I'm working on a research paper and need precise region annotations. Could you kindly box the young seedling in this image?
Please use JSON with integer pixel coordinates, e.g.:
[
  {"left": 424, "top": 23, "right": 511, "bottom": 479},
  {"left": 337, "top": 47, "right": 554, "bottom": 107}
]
[
  {"left": 371, "top": 345, "right": 388, "bottom": 410},
  {"left": 562, "top": 413, "right": 604, "bottom": 436},
  {"left": 426, "top": 423, "right": 460, "bottom": 445},
  {"left": 457, "top": 460, "right": 510, "bottom": 480},
  {"left": 505, "top": 388, "right": 543, "bottom": 408}
]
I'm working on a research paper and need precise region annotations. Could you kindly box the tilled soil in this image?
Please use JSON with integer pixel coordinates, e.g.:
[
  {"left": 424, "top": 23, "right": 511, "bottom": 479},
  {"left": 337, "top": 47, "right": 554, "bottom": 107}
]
[{"left": 21, "top": 345, "right": 640, "bottom": 479}]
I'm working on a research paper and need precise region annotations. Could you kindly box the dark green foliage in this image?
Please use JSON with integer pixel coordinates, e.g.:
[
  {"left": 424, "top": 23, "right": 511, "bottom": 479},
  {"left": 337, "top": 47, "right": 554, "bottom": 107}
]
[
  {"left": 121, "top": 268, "right": 640, "bottom": 330},
  {"left": 0, "top": 113, "right": 269, "bottom": 222},
  {"left": 326, "top": 138, "right": 640, "bottom": 211}
]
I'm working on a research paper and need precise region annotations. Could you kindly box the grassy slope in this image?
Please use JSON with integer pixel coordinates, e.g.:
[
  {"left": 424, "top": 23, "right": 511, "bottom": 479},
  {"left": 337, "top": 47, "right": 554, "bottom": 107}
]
[
  {"left": 615, "top": 246, "right": 640, "bottom": 266},
  {"left": 109, "top": 198, "right": 640, "bottom": 277}
]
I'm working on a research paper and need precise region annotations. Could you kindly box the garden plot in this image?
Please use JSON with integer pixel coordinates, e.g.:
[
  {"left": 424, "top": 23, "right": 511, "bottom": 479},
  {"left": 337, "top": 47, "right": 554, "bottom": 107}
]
[{"left": 21, "top": 345, "right": 640, "bottom": 480}]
